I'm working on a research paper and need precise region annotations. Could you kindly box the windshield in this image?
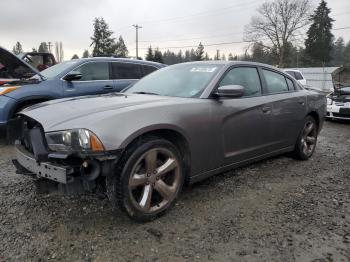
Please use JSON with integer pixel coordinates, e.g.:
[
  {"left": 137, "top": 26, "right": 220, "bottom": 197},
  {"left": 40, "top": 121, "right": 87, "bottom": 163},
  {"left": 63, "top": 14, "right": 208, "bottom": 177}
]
[
  {"left": 31, "top": 60, "right": 79, "bottom": 80},
  {"left": 125, "top": 63, "right": 222, "bottom": 98}
]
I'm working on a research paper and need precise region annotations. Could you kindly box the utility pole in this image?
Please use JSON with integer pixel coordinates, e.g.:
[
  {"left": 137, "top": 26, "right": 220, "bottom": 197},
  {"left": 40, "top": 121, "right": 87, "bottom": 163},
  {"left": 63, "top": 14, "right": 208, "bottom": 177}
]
[
  {"left": 48, "top": 41, "right": 52, "bottom": 52},
  {"left": 132, "top": 24, "right": 142, "bottom": 59}
]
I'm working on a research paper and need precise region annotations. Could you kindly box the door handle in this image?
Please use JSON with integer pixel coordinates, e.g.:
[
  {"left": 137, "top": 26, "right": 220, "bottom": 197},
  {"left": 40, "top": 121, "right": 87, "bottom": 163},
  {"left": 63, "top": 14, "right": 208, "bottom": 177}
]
[
  {"left": 298, "top": 100, "right": 305, "bottom": 105},
  {"left": 261, "top": 106, "right": 271, "bottom": 113},
  {"left": 104, "top": 85, "right": 113, "bottom": 89}
]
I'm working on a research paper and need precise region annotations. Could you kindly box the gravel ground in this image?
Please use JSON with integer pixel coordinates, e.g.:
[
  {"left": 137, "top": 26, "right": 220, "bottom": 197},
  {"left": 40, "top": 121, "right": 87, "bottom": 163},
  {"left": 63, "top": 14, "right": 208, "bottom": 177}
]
[{"left": 0, "top": 121, "right": 349, "bottom": 262}]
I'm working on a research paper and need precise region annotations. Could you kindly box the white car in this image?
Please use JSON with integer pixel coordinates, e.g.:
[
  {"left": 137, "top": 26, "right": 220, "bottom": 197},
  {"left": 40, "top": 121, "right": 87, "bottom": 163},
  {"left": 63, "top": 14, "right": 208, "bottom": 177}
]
[
  {"left": 326, "top": 66, "right": 350, "bottom": 120},
  {"left": 284, "top": 70, "right": 307, "bottom": 86},
  {"left": 326, "top": 86, "right": 350, "bottom": 120}
]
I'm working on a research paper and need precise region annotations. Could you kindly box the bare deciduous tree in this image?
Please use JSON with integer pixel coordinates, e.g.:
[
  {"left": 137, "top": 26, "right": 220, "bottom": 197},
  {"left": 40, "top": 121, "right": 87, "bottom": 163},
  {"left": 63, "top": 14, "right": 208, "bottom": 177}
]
[{"left": 245, "top": 0, "right": 311, "bottom": 67}]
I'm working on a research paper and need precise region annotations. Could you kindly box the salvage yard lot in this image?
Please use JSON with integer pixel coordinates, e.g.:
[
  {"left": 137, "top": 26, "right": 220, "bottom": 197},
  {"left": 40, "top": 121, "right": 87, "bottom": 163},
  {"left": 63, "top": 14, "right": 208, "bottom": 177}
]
[{"left": 0, "top": 121, "right": 349, "bottom": 262}]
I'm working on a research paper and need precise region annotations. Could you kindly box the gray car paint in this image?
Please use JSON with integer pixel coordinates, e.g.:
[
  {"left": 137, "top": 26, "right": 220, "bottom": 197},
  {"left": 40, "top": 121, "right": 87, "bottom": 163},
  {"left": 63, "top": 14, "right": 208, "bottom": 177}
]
[{"left": 20, "top": 61, "right": 326, "bottom": 182}]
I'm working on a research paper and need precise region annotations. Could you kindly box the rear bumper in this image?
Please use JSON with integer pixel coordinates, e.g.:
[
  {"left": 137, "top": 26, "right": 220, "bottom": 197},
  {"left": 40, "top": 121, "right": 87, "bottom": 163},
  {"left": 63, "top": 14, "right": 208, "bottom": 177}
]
[{"left": 14, "top": 144, "right": 73, "bottom": 184}]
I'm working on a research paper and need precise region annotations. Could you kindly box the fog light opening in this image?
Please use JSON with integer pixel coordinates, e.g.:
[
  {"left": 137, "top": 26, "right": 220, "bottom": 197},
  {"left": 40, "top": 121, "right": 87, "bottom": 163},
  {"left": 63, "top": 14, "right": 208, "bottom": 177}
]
[{"left": 80, "top": 160, "right": 100, "bottom": 181}]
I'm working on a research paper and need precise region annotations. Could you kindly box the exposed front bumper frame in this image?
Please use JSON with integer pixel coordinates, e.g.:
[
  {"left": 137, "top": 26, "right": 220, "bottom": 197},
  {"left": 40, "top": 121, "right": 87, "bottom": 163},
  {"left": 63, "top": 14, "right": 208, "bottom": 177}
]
[{"left": 15, "top": 144, "right": 73, "bottom": 184}]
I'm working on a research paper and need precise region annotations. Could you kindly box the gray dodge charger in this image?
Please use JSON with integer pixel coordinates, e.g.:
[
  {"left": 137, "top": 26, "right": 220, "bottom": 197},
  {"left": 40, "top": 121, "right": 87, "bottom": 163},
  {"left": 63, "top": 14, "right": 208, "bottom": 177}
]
[{"left": 12, "top": 61, "right": 326, "bottom": 221}]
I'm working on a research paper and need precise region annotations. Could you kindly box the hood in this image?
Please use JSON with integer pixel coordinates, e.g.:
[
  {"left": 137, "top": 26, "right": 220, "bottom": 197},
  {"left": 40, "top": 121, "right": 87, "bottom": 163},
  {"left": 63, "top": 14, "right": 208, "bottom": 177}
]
[
  {"left": 0, "top": 46, "right": 39, "bottom": 80},
  {"left": 20, "top": 93, "right": 172, "bottom": 131},
  {"left": 331, "top": 66, "right": 350, "bottom": 90}
]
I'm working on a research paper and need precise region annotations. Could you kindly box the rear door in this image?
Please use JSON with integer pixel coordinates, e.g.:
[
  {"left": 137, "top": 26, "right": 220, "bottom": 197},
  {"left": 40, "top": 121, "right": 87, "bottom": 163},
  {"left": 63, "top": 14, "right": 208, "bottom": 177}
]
[
  {"left": 261, "top": 68, "right": 307, "bottom": 149},
  {"left": 63, "top": 61, "right": 115, "bottom": 97},
  {"left": 212, "top": 66, "right": 275, "bottom": 165},
  {"left": 110, "top": 62, "right": 142, "bottom": 91}
]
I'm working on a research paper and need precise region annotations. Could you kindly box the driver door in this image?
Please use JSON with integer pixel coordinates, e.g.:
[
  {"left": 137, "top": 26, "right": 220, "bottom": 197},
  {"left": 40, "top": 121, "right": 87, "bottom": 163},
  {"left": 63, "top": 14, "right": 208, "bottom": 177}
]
[
  {"left": 63, "top": 61, "right": 115, "bottom": 97},
  {"left": 212, "top": 66, "right": 275, "bottom": 166}
]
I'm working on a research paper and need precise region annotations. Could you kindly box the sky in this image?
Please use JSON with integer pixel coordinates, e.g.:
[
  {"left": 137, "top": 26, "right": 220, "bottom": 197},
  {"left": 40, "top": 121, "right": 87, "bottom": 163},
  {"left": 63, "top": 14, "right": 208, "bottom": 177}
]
[{"left": 0, "top": 0, "right": 349, "bottom": 60}]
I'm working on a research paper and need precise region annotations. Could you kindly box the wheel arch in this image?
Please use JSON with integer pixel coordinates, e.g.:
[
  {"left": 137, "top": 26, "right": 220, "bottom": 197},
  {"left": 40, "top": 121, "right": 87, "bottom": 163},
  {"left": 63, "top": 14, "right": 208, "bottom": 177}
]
[
  {"left": 120, "top": 126, "right": 192, "bottom": 182},
  {"left": 9, "top": 96, "right": 54, "bottom": 119},
  {"left": 306, "top": 111, "right": 320, "bottom": 131}
]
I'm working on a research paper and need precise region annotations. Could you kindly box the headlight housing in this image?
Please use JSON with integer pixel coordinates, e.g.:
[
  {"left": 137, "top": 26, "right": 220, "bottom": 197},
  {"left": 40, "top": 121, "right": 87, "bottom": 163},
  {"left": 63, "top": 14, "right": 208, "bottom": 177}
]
[
  {"left": 45, "top": 129, "right": 105, "bottom": 153},
  {"left": 0, "top": 86, "right": 20, "bottom": 95}
]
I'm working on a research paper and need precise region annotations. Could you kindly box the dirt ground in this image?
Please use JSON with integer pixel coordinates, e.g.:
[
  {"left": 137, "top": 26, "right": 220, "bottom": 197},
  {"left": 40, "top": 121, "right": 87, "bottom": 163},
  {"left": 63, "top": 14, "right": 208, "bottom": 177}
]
[{"left": 0, "top": 121, "right": 349, "bottom": 262}]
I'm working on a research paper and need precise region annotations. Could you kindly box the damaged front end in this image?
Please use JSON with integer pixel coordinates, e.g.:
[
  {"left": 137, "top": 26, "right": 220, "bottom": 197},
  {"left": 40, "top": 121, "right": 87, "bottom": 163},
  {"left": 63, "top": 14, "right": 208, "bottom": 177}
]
[
  {"left": 10, "top": 116, "right": 121, "bottom": 194},
  {"left": 326, "top": 66, "right": 350, "bottom": 120}
]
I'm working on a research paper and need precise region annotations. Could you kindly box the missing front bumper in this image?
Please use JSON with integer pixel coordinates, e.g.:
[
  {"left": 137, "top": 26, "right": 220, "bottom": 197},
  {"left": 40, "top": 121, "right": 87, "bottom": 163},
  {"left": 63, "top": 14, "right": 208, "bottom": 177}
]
[{"left": 15, "top": 144, "right": 73, "bottom": 184}]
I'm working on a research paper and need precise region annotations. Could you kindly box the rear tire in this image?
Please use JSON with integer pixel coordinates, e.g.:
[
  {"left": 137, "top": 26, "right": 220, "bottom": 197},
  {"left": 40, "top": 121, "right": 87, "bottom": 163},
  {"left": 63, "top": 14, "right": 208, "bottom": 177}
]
[
  {"left": 107, "top": 136, "right": 185, "bottom": 222},
  {"left": 292, "top": 116, "right": 318, "bottom": 160}
]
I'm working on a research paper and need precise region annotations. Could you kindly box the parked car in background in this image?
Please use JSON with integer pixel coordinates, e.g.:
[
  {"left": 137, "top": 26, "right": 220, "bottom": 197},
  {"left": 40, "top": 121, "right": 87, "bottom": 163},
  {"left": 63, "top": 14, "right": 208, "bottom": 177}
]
[
  {"left": 284, "top": 69, "right": 307, "bottom": 86},
  {"left": 12, "top": 61, "right": 326, "bottom": 221},
  {"left": 18, "top": 52, "right": 57, "bottom": 71},
  {"left": 326, "top": 66, "right": 350, "bottom": 120},
  {"left": 0, "top": 46, "right": 39, "bottom": 86},
  {"left": 0, "top": 50, "right": 165, "bottom": 136}
]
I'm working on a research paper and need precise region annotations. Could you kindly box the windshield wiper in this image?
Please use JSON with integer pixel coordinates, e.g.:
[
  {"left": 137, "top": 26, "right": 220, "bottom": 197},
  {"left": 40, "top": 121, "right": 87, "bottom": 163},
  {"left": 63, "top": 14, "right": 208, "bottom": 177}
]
[{"left": 132, "top": 91, "right": 159, "bottom": 95}]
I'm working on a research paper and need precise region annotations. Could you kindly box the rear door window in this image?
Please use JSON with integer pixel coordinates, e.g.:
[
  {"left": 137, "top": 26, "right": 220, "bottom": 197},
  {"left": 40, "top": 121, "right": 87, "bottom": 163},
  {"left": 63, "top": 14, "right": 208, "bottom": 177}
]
[
  {"left": 111, "top": 62, "right": 141, "bottom": 79},
  {"left": 262, "top": 69, "right": 289, "bottom": 94},
  {"left": 219, "top": 67, "right": 262, "bottom": 97},
  {"left": 142, "top": 65, "right": 158, "bottom": 77}
]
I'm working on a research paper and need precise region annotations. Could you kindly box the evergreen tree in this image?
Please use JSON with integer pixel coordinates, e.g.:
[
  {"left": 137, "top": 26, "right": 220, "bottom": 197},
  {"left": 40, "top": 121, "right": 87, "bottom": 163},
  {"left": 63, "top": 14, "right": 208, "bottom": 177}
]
[
  {"left": 189, "top": 49, "right": 196, "bottom": 61},
  {"left": 145, "top": 46, "right": 154, "bottom": 61},
  {"left": 12, "top": 42, "right": 23, "bottom": 55},
  {"left": 194, "top": 42, "right": 205, "bottom": 61},
  {"left": 32, "top": 48, "right": 38, "bottom": 53},
  {"left": 204, "top": 52, "right": 210, "bottom": 60},
  {"left": 177, "top": 50, "right": 184, "bottom": 63},
  {"left": 331, "top": 37, "right": 345, "bottom": 66},
  {"left": 344, "top": 41, "right": 350, "bottom": 66},
  {"left": 228, "top": 53, "right": 234, "bottom": 61},
  {"left": 184, "top": 50, "right": 191, "bottom": 62},
  {"left": 114, "top": 36, "right": 128, "bottom": 57},
  {"left": 90, "top": 17, "right": 116, "bottom": 56},
  {"left": 214, "top": 50, "right": 220, "bottom": 60},
  {"left": 221, "top": 54, "right": 226, "bottom": 61},
  {"left": 38, "top": 42, "right": 49, "bottom": 53},
  {"left": 71, "top": 54, "right": 79, "bottom": 59},
  {"left": 304, "top": 0, "right": 334, "bottom": 66},
  {"left": 82, "top": 49, "right": 90, "bottom": 58},
  {"left": 153, "top": 48, "right": 164, "bottom": 63}
]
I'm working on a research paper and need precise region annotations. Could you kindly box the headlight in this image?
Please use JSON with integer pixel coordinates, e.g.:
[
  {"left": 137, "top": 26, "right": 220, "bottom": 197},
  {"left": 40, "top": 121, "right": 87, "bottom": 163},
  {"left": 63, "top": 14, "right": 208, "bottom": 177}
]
[
  {"left": 45, "top": 129, "right": 105, "bottom": 153},
  {"left": 0, "top": 86, "right": 20, "bottom": 95},
  {"left": 326, "top": 97, "right": 333, "bottom": 105}
]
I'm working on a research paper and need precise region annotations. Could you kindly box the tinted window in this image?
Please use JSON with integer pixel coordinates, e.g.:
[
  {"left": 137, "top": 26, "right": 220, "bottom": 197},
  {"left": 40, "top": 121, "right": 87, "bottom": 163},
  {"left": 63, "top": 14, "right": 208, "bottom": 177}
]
[
  {"left": 74, "top": 62, "right": 109, "bottom": 81},
  {"left": 263, "top": 69, "right": 289, "bottom": 94},
  {"left": 111, "top": 62, "right": 141, "bottom": 79},
  {"left": 219, "top": 67, "right": 262, "bottom": 97},
  {"left": 286, "top": 77, "right": 295, "bottom": 90},
  {"left": 285, "top": 71, "right": 296, "bottom": 78},
  {"left": 294, "top": 71, "right": 303, "bottom": 80},
  {"left": 142, "top": 65, "right": 158, "bottom": 77}
]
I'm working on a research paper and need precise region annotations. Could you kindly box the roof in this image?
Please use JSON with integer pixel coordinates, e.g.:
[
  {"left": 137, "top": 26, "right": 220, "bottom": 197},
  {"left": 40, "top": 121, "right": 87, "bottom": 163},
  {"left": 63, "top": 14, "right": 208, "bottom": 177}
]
[{"left": 73, "top": 57, "right": 165, "bottom": 68}]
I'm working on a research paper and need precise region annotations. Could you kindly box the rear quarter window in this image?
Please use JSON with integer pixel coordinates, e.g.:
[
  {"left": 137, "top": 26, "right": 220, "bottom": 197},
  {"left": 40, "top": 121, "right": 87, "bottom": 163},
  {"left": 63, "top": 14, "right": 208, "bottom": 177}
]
[{"left": 142, "top": 65, "right": 158, "bottom": 77}]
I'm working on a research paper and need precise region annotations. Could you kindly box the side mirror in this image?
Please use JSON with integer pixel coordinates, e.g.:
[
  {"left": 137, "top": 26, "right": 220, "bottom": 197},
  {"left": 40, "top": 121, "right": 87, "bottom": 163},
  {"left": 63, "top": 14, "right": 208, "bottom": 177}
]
[
  {"left": 215, "top": 85, "right": 245, "bottom": 98},
  {"left": 64, "top": 71, "right": 82, "bottom": 81}
]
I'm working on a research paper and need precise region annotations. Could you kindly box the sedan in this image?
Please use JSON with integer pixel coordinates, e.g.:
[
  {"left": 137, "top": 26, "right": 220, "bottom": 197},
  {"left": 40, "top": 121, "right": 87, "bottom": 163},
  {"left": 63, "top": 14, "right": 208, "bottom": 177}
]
[{"left": 12, "top": 61, "right": 326, "bottom": 221}]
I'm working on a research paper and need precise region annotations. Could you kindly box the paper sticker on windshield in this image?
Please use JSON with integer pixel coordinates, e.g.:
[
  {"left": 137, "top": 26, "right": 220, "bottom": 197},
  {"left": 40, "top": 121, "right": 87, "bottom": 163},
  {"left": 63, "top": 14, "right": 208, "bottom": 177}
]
[{"left": 190, "top": 67, "right": 217, "bottom": 73}]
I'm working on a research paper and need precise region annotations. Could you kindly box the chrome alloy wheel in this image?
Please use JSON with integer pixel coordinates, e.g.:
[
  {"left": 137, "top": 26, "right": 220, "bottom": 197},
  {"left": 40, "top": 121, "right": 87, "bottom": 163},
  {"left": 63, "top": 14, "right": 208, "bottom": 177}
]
[
  {"left": 301, "top": 120, "right": 317, "bottom": 157},
  {"left": 128, "top": 148, "right": 181, "bottom": 213}
]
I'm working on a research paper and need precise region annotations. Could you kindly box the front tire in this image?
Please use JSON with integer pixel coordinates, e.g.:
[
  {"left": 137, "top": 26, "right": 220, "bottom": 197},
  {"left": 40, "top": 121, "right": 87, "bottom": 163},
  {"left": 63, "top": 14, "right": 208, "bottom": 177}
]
[
  {"left": 292, "top": 116, "right": 318, "bottom": 160},
  {"left": 107, "top": 137, "right": 185, "bottom": 222}
]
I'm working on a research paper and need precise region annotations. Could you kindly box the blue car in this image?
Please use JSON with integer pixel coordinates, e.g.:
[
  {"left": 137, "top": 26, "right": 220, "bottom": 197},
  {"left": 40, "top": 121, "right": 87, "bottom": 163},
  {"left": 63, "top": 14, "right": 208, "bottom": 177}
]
[{"left": 0, "top": 47, "right": 165, "bottom": 136}]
